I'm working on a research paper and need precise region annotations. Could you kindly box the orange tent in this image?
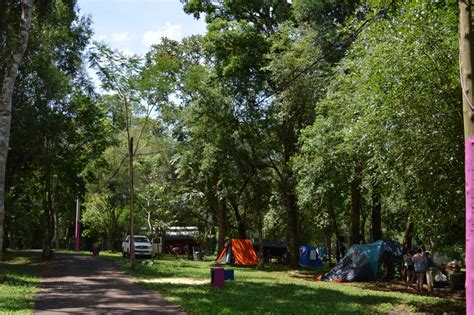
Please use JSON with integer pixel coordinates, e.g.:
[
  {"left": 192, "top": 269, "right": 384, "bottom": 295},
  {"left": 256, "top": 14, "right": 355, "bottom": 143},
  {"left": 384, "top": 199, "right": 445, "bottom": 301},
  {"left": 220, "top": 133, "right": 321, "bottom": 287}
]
[{"left": 216, "top": 239, "right": 259, "bottom": 266}]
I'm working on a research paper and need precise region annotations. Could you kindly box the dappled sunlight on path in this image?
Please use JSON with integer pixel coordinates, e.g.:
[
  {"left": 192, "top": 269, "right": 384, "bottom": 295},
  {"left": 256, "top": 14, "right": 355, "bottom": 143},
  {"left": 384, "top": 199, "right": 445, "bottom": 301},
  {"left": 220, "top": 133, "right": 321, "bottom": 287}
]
[
  {"left": 141, "top": 277, "right": 208, "bottom": 286},
  {"left": 34, "top": 253, "right": 186, "bottom": 314}
]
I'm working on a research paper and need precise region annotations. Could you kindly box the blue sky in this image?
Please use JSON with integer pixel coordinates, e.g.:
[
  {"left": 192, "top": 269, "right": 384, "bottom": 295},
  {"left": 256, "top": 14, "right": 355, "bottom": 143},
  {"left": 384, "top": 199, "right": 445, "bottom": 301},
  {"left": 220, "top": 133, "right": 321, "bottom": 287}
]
[{"left": 77, "top": 0, "right": 207, "bottom": 55}]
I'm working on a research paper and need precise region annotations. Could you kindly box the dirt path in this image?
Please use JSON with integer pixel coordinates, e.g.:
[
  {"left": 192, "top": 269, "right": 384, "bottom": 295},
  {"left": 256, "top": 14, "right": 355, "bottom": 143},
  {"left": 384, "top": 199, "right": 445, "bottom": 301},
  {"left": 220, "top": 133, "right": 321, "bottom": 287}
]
[{"left": 34, "top": 253, "right": 186, "bottom": 314}]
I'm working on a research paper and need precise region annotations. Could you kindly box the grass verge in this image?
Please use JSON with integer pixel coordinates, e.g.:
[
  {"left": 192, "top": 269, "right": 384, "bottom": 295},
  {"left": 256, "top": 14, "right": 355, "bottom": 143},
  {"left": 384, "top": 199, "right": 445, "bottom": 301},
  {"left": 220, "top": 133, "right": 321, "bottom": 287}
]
[
  {"left": 117, "top": 256, "right": 465, "bottom": 315},
  {"left": 0, "top": 251, "right": 44, "bottom": 314}
]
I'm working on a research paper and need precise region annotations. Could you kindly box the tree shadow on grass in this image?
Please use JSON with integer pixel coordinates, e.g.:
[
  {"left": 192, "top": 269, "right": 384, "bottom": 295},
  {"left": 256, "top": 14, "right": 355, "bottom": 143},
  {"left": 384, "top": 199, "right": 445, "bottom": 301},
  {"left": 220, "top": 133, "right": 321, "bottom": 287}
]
[
  {"left": 142, "top": 279, "right": 465, "bottom": 315},
  {"left": 145, "top": 281, "right": 390, "bottom": 314},
  {"left": 0, "top": 295, "right": 35, "bottom": 312},
  {"left": 0, "top": 273, "right": 38, "bottom": 286}
]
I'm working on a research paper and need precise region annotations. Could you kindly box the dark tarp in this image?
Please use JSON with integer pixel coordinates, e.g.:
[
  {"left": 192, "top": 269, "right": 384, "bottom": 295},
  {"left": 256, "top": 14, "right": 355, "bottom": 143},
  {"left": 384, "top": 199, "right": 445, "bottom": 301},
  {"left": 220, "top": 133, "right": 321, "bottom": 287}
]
[{"left": 252, "top": 239, "right": 288, "bottom": 258}]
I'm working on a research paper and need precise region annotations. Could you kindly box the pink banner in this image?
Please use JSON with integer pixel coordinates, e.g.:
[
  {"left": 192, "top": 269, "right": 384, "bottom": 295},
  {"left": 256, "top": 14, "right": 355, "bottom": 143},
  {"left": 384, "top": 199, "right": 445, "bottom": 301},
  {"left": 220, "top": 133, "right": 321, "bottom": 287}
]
[{"left": 465, "top": 136, "right": 474, "bottom": 314}]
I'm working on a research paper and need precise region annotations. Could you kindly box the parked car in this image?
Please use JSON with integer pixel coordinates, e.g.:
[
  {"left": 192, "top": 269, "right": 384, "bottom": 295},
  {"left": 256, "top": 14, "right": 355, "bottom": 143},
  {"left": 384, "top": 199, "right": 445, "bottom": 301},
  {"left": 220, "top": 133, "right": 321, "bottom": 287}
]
[{"left": 122, "top": 235, "right": 152, "bottom": 258}]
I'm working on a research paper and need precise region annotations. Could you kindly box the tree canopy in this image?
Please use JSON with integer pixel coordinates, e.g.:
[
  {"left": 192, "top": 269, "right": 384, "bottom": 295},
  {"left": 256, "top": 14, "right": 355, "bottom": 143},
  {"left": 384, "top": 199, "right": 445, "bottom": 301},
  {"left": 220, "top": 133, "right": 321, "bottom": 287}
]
[{"left": 0, "top": 0, "right": 466, "bottom": 266}]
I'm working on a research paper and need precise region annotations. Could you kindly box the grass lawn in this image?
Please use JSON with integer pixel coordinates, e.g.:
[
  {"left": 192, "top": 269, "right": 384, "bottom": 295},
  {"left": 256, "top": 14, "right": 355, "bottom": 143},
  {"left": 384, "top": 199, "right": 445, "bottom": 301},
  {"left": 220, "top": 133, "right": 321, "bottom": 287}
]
[
  {"left": 116, "top": 255, "right": 465, "bottom": 315},
  {"left": 0, "top": 251, "right": 44, "bottom": 314}
]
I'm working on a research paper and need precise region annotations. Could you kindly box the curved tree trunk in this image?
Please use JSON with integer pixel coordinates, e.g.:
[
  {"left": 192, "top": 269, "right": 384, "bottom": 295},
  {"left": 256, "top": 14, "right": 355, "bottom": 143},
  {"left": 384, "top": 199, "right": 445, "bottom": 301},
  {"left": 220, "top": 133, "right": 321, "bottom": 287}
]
[
  {"left": 284, "top": 174, "right": 300, "bottom": 269},
  {"left": 402, "top": 215, "right": 413, "bottom": 255},
  {"left": 371, "top": 181, "right": 382, "bottom": 242},
  {"left": 217, "top": 197, "right": 227, "bottom": 253},
  {"left": 42, "top": 165, "right": 55, "bottom": 260},
  {"left": 230, "top": 200, "right": 246, "bottom": 239},
  {"left": 350, "top": 175, "right": 362, "bottom": 245},
  {"left": 329, "top": 205, "right": 343, "bottom": 262},
  {"left": 0, "top": 0, "right": 32, "bottom": 261}
]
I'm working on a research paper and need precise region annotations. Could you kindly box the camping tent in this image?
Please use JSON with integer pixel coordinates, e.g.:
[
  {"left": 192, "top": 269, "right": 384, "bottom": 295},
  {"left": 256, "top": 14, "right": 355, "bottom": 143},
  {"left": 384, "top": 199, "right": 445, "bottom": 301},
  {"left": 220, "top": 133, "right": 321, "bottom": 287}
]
[
  {"left": 216, "top": 239, "right": 259, "bottom": 266},
  {"left": 323, "top": 239, "right": 402, "bottom": 282},
  {"left": 299, "top": 246, "right": 324, "bottom": 267}
]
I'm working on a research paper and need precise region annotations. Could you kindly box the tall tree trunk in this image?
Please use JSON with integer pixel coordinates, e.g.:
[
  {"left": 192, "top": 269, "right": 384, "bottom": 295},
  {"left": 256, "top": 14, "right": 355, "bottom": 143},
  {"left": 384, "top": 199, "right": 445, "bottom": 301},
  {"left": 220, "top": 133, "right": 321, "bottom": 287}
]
[
  {"left": 460, "top": 1, "right": 474, "bottom": 312},
  {"left": 326, "top": 225, "right": 332, "bottom": 265},
  {"left": 402, "top": 215, "right": 413, "bottom": 255},
  {"left": 350, "top": 175, "right": 362, "bottom": 245},
  {"left": 109, "top": 209, "right": 116, "bottom": 251},
  {"left": 53, "top": 211, "right": 59, "bottom": 249},
  {"left": 257, "top": 214, "right": 264, "bottom": 269},
  {"left": 42, "top": 166, "right": 55, "bottom": 259},
  {"left": 329, "top": 205, "right": 343, "bottom": 262},
  {"left": 284, "top": 175, "right": 300, "bottom": 269},
  {"left": 360, "top": 205, "right": 367, "bottom": 244},
  {"left": 0, "top": 0, "right": 32, "bottom": 261},
  {"left": 107, "top": 228, "right": 112, "bottom": 251},
  {"left": 217, "top": 197, "right": 227, "bottom": 253},
  {"left": 147, "top": 210, "right": 153, "bottom": 236},
  {"left": 371, "top": 181, "right": 382, "bottom": 241},
  {"left": 128, "top": 137, "right": 135, "bottom": 269},
  {"left": 230, "top": 200, "right": 246, "bottom": 239}
]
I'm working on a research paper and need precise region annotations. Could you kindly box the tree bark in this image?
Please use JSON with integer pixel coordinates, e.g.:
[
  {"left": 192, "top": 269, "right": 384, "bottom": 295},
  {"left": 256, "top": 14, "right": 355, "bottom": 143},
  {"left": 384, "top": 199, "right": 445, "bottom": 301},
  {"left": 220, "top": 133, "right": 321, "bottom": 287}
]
[
  {"left": 459, "top": 1, "right": 474, "bottom": 312},
  {"left": 257, "top": 221, "right": 264, "bottom": 269},
  {"left": 329, "top": 205, "right": 343, "bottom": 262},
  {"left": 360, "top": 205, "right": 367, "bottom": 244},
  {"left": 42, "top": 165, "right": 55, "bottom": 260},
  {"left": 350, "top": 175, "right": 362, "bottom": 245},
  {"left": 217, "top": 197, "right": 227, "bottom": 253},
  {"left": 284, "top": 174, "right": 300, "bottom": 269},
  {"left": 230, "top": 200, "right": 246, "bottom": 239},
  {"left": 128, "top": 137, "right": 135, "bottom": 269},
  {"left": 326, "top": 225, "right": 332, "bottom": 265},
  {"left": 402, "top": 215, "right": 413, "bottom": 255},
  {"left": 0, "top": 0, "right": 32, "bottom": 261},
  {"left": 371, "top": 181, "right": 382, "bottom": 241}
]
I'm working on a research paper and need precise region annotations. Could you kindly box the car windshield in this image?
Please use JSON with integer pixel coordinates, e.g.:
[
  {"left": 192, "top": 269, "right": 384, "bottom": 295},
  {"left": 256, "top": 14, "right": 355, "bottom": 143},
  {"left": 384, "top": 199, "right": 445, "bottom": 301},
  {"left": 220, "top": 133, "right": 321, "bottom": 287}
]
[{"left": 134, "top": 236, "right": 149, "bottom": 243}]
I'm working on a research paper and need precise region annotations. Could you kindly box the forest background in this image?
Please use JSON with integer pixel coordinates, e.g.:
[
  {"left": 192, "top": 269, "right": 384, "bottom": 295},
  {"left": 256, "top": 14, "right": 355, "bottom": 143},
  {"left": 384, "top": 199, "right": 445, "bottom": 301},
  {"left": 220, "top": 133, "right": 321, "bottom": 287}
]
[{"left": 0, "top": 0, "right": 464, "bottom": 269}]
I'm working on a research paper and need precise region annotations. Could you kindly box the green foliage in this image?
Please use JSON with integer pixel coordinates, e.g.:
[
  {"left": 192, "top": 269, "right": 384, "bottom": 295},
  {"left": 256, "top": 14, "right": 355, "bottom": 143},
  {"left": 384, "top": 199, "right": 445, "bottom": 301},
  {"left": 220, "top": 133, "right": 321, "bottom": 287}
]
[
  {"left": 85, "top": 43, "right": 186, "bottom": 245},
  {"left": 296, "top": 1, "right": 463, "bottom": 250},
  {"left": 4, "top": 0, "right": 110, "bottom": 252},
  {"left": 3, "top": 0, "right": 467, "bottom": 265}
]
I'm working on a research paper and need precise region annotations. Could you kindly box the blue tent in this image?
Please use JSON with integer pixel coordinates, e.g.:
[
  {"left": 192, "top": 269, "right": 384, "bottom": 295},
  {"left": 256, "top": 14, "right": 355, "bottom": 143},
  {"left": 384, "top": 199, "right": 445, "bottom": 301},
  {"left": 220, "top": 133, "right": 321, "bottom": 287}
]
[
  {"left": 299, "top": 246, "right": 324, "bottom": 268},
  {"left": 323, "top": 239, "right": 403, "bottom": 282}
]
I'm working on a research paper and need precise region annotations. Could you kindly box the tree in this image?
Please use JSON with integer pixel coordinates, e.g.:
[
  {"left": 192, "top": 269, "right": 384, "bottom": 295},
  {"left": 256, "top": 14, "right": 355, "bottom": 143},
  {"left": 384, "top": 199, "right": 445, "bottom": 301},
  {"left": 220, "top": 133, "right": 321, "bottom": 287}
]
[
  {"left": 83, "top": 187, "right": 127, "bottom": 251},
  {"left": 180, "top": 0, "right": 363, "bottom": 267},
  {"left": 2, "top": 0, "right": 110, "bottom": 258},
  {"left": 297, "top": 1, "right": 463, "bottom": 255},
  {"left": 0, "top": 0, "right": 32, "bottom": 260},
  {"left": 89, "top": 42, "right": 180, "bottom": 265},
  {"left": 459, "top": 0, "right": 474, "bottom": 311}
]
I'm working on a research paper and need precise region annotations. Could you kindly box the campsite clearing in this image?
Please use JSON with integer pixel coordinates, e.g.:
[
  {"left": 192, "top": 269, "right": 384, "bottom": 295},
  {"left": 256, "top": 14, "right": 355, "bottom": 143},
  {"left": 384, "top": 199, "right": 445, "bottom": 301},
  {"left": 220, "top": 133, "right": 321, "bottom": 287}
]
[{"left": 120, "top": 256, "right": 465, "bottom": 314}]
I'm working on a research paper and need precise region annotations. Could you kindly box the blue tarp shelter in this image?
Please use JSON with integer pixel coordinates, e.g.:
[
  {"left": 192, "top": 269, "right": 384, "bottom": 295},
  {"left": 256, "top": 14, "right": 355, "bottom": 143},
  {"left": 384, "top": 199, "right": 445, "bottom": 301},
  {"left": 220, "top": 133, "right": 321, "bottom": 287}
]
[{"left": 299, "top": 246, "right": 324, "bottom": 268}]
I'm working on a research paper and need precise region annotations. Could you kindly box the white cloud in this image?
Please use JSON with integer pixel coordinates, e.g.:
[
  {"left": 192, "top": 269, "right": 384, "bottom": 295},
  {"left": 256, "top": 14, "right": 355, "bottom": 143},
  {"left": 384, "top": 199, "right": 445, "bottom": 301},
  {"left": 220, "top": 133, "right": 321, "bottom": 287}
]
[
  {"left": 96, "top": 34, "right": 107, "bottom": 41},
  {"left": 95, "top": 32, "right": 130, "bottom": 44},
  {"left": 142, "top": 23, "right": 183, "bottom": 46},
  {"left": 110, "top": 32, "right": 130, "bottom": 43}
]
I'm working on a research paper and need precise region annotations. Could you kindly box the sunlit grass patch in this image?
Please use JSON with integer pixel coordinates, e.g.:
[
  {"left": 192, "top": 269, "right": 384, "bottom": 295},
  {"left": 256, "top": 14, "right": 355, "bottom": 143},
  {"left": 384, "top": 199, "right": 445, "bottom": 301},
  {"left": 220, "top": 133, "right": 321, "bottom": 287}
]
[
  {"left": 0, "top": 251, "right": 44, "bottom": 314},
  {"left": 120, "top": 256, "right": 465, "bottom": 314},
  {"left": 141, "top": 277, "right": 208, "bottom": 285}
]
